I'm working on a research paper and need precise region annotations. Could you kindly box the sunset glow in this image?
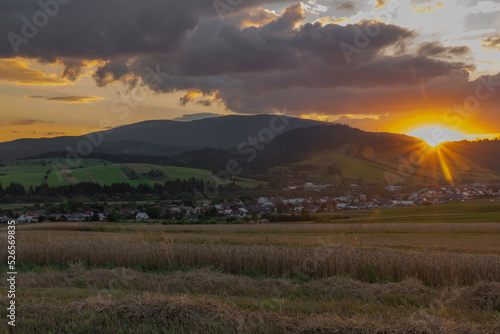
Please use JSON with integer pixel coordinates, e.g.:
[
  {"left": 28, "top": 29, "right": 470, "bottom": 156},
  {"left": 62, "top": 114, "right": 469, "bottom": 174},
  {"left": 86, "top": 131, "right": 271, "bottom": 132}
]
[
  {"left": 408, "top": 127, "right": 470, "bottom": 147},
  {"left": 1, "top": 2, "right": 500, "bottom": 332}
]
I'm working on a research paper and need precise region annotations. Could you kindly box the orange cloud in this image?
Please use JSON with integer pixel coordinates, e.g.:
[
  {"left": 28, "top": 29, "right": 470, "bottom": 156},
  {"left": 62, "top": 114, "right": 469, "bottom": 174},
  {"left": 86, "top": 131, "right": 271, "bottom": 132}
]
[
  {"left": 0, "top": 59, "right": 70, "bottom": 85},
  {"left": 8, "top": 119, "right": 53, "bottom": 126},
  {"left": 179, "top": 90, "right": 219, "bottom": 106},
  {"left": 315, "top": 16, "right": 348, "bottom": 25},
  {"left": 482, "top": 35, "right": 500, "bottom": 51},
  {"left": 26, "top": 95, "right": 103, "bottom": 103},
  {"left": 411, "top": 2, "right": 445, "bottom": 14},
  {"left": 239, "top": 8, "right": 279, "bottom": 28},
  {"left": 374, "top": 0, "right": 387, "bottom": 9}
]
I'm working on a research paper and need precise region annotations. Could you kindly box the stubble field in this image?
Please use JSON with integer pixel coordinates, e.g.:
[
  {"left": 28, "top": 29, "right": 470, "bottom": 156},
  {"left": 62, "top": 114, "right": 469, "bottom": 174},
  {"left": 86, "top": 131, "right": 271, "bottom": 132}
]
[{"left": 1, "top": 209, "right": 499, "bottom": 333}]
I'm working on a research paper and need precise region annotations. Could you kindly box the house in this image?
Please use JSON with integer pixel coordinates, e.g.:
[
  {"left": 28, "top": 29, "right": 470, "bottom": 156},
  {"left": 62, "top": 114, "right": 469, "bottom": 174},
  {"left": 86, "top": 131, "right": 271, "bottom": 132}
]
[
  {"left": 215, "top": 202, "right": 232, "bottom": 210},
  {"left": 257, "top": 197, "right": 268, "bottom": 204},
  {"left": 336, "top": 203, "right": 348, "bottom": 210},
  {"left": 83, "top": 211, "right": 94, "bottom": 219},
  {"left": 25, "top": 211, "right": 39, "bottom": 222},
  {"left": 120, "top": 209, "right": 139, "bottom": 218},
  {"left": 230, "top": 210, "right": 245, "bottom": 218},
  {"left": 393, "top": 200, "right": 415, "bottom": 207},
  {"left": 55, "top": 214, "right": 69, "bottom": 222},
  {"left": 17, "top": 214, "right": 29, "bottom": 224},
  {"left": 169, "top": 207, "right": 182, "bottom": 217},
  {"left": 0, "top": 216, "right": 15, "bottom": 224},
  {"left": 17, "top": 211, "right": 39, "bottom": 223},
  {"left": 70, "top": 213, "right": 86, "bottom": 222},
  {"left": 135, "top": 212, "right": 149, "bottom": 221}
]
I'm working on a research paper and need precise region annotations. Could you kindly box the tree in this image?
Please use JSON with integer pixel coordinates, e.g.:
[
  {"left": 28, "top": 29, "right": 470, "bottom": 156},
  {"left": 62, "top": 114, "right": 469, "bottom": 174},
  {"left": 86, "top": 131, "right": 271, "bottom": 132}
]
[
  {"left": 2, "top": 209, "right": 14, "bottom": 218},
  {"left": 146, "top": 207, "right": 161, "bottom": 219},
  {"left": 5, "top": 183, "right": 26, "bottom": 197},
  {"left": 107, "top": 209, "right": 119, "bottom": 222},
  {"left": 2, "top": 194, "right": 15, "bottom": 203},
  {"left": 300, "top": 208, "right": 310, "bottom": 220},
  {"left": 251, "top": 211, "right": 259, "bottom": 221},
  {"left": 182, "top": 197, "right": 195, "bottom": 207},
  {"left": 276, "top": 202, "right": 288, "bottom": 214}
]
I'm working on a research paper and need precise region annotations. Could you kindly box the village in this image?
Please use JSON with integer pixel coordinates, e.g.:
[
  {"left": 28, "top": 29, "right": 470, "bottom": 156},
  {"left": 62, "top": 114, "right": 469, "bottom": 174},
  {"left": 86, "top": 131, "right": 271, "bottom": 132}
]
[{"left": 2, "top": 182, "right": 499, "bottom": 224}]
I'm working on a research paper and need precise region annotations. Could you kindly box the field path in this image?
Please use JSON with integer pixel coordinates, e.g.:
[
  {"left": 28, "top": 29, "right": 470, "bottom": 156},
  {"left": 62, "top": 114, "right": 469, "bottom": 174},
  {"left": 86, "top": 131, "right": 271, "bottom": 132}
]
[
  {"left": 124, "top": 163, "right": 151, "bottom": 174},
  {"left": 60, "top": 170, "right": 78, "bottom": 184},
  {"left": 81, "top": 169, "right": 98, "bottom": 184}
]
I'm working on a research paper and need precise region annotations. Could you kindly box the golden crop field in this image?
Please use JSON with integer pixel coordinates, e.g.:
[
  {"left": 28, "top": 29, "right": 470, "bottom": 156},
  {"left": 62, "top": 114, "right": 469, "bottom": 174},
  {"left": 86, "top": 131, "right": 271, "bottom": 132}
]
[{"left": 1, "top": 221, "right": 499, "bottom": 333}]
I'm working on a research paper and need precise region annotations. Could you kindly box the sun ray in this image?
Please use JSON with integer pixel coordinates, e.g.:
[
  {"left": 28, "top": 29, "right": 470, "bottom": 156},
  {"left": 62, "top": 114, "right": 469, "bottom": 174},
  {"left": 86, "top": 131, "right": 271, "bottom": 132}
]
[{"left": 435, "top": 146, "right": 454, "bottom": 185}]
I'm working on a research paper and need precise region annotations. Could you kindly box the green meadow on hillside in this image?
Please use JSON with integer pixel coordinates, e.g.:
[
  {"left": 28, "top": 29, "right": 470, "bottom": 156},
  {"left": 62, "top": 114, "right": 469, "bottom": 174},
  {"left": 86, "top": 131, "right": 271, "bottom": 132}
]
[
  {"left": 0, "top": 159, "right": 262, "bottom": 189},
  {"left": 275, "top": 146, "right": 500, "bottom": 186}
]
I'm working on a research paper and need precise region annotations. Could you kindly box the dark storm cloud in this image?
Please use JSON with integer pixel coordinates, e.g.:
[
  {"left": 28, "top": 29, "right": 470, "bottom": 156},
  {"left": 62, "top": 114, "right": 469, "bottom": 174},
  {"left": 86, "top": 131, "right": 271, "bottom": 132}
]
[
  {"left": 417, "top": 42, "right": 471, "bottom": 58},
  {"left": 204, "top": 70, "right": 500, "bottom": 117},
  {"left": 1, "top": 0, "right": 494, "bottom": 120},
  {"left": 122, "top": 9, "right": 419, "bottom": 89},
  {"left": 0, "top": 0, "right": 207, "bottom": 59},
  {"left": 93, "top": 58, "right": 131, "bottom": 87},
  {"left": 0, "top": 0, "right": 289, "bottom": 72},
  {"left": 119, "top": 7, "right": 470, "bottom": 115},
  {"left": 336, "top": 2, "right": 356, "bottom": 11}
]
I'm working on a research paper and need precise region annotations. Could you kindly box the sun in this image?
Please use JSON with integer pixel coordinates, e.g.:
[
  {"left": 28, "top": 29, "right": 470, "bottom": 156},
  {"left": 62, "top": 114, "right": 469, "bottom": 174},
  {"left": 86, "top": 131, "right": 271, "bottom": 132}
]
[{"left": 407, "top": 126, "right": 469, "bottom": 147}]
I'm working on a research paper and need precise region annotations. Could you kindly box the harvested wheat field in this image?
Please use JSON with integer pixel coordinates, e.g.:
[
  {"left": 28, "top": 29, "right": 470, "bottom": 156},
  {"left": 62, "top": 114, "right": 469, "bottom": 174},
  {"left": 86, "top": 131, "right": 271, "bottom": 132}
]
[
  {"left": 0, "top": 265, "right": 498, "bottom": 333},
  {"left": 1, "top": 222, "right": 499, "bottom": 333}
]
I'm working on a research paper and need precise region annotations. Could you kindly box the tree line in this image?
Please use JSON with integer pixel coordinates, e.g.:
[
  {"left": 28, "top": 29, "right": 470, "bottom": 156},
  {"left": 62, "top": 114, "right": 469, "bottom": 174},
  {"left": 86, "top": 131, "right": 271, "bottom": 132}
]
[{"left": 0, "top": 178, "right": 218, "bottom": 202}]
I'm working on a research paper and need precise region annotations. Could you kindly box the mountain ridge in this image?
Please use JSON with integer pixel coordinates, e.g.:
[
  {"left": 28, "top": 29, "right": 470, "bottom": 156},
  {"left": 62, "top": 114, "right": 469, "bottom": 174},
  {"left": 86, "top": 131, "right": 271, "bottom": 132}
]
[{"left": 0, "top": 115, "right": 321, "bottom": 161}]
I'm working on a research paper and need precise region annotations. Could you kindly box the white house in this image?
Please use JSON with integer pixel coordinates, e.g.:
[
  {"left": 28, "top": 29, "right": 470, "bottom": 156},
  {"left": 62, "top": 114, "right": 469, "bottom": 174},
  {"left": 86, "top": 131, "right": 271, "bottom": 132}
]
[
  {"left": 257, "top": 197, "right": 268, "bottom": 204},
  {"left": 17, "top": 214, "right": 29, "bottom": 224},
  {"left": 336, "top": 203, "right": 348, "bottom": 210},
  {"left": 135, "top": 213, "right": 149, "bottom": 221}
]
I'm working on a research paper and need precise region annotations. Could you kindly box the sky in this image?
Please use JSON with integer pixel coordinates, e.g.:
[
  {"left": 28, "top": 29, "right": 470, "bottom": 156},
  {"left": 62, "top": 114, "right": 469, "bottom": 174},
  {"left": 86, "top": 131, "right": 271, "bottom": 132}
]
[{"left": 0, "top": 0, "right": 499, "bottom": 142}]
